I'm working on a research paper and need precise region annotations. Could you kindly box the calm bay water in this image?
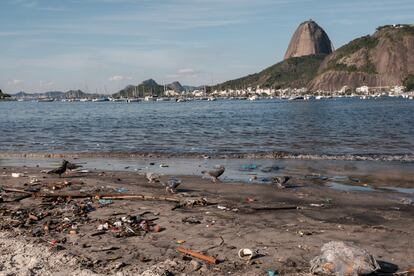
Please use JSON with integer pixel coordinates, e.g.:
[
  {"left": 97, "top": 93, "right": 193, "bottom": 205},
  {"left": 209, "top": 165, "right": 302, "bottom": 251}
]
[{"left": 0, "top": 98, "right": 413, "bottom": 160}]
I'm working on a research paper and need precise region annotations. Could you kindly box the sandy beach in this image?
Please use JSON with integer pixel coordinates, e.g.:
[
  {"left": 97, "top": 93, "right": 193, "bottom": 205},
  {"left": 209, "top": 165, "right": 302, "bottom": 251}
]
[{"left": 0, "top": 161, "right": 413, "bottom": 275}]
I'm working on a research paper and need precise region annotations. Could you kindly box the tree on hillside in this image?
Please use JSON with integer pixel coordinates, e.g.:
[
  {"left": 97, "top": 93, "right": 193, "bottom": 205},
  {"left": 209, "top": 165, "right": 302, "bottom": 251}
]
[
  {"left": 0, "top": 88, "right": 11, "bottom": 99},
  {"left": 403, "top": 75, "right": 414, "bottom": 91}
]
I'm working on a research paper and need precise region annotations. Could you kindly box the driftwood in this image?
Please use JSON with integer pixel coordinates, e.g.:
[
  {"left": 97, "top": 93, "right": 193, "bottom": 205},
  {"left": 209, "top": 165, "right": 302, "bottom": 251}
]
[
  {"left": 177, "top": 246, "right": 218, "bottom": 264},
  {"left": 1, "top": 187, "right": 33, "bottom": 194}
]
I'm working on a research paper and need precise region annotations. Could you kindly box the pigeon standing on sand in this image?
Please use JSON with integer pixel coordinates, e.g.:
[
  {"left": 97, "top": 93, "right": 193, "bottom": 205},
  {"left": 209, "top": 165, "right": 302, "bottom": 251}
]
[
  {"left": 162, "top": 178, "right": 182, "bottom": 194},
  {"left": 47, "top": 160, "right": 69, "bottom": 177},
  {"left": 271, "top": 176, "right": 291, "bottom": 189},
  {"left": 66, "top": 161, "right": 83, "bottom": 171},
  {"left": 146, "top": 172, "right": 160, "bottom": 183},
  {"left": 202, "top": 165, "right": 225, "bottom": 183}
]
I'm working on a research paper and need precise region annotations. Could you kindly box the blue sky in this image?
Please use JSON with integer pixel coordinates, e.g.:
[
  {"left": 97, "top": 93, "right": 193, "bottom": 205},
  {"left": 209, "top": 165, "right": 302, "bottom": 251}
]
[{"left": 1, "top": 0, "right": 413, "bottom": 94}]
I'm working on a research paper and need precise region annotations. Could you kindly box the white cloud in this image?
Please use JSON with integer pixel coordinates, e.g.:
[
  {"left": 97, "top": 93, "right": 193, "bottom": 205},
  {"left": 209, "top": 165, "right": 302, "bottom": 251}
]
[
  {"left": 108, "top": 75, "right": 132, "bottom": 81},
  {"left": 7, "top": 79, "right": 24, "bottom": 85},
  {"left": 178, "top": 68, "right": 196, "bottom": 74},
  {"left": 39, "top": 81, "right": 54, "bottom": 87},
  {"left": 166, "top": 68, "right": 200, "bottom": 80}
]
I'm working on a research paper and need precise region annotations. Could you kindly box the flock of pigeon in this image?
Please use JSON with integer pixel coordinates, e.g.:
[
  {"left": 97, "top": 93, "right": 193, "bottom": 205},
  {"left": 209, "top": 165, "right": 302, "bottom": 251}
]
[{"left": 47, "top": 160, "right": 291, "bottom": 194}]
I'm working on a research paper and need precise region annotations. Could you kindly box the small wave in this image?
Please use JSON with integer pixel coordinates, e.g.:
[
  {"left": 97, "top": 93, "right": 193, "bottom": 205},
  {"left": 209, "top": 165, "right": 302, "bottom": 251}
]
[{"left": 0, "top": 151, "right": 413, "bottom": 162}]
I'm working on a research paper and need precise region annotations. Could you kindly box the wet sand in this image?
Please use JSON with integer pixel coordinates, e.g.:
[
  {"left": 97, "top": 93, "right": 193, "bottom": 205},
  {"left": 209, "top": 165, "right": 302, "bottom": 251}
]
[{"left": 0, "top": 164, "right": 413, "bottom": 275}]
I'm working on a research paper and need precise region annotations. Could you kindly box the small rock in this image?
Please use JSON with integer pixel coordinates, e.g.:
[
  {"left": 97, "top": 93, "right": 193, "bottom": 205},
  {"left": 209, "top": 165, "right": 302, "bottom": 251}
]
[{"left": 190, "top": 260, "right": 202, "bottom": 271}]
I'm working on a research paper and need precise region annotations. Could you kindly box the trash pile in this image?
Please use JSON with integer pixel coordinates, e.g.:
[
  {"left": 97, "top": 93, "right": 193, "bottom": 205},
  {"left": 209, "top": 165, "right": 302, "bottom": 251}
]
[
  {"left": 310, "top": 241, "right": 380, "bottom": 276},
  {"left": 95, "top": 212, "right": 162, "bottom": 238}
]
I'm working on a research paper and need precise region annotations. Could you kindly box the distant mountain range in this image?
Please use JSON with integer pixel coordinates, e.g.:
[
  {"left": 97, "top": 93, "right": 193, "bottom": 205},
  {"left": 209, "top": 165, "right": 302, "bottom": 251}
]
[
  {"left": 11, "top": 90, "right": 104, "bottom": 99},
  {"left": 213, "top": 22, "right": 414, "bottom": 92},
  {"left": 10, "top": 80, "right": 199, "bottom": 99},
  {"left": 112, "top": 79, "right": 200, "bottom": 98}
]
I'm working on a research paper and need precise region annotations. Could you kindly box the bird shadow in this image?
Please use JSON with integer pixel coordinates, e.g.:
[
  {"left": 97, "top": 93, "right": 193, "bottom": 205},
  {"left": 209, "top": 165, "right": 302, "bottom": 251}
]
[{"left": 370, "top": 260, "right": 399, "bottom": 275}]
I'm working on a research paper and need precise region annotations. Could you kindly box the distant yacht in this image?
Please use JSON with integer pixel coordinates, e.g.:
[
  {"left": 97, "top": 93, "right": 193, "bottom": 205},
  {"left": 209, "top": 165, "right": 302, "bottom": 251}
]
[
  {"left": 248, "top": 95, "right": 258, "bottom": 101},
  {"left": 92, "top": 97, "right": 109, "bottom": 102},
  {"left": 144, "top": 96, "right": 155, "bottom": 101},
  {"left": 288, "top": 95, "right": 304, "bottom": 100},
  {"left": 37, "top": 98, "right": 54, "bottom": 102},
  {"left": 127, "top": 98, "right": 140, "bottom": 103}
]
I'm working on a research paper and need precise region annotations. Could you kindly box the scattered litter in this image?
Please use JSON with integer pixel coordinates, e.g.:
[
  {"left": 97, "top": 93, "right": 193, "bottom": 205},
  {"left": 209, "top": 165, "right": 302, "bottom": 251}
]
[
  {"left": 246, "top": 197, "right": 255, "bottom": 203},
  {"left": 217, "top": 205, "right": 227, "bottom": 210},
  {"left": 29, "top": 177, "right": 41, "bottom": 184},
  {"left": 159, "top": 163, "right": 169, "bottom": 168},
  {"left": 79, "top": 170, "right": 90, "bottom": 173},
  {"left": 176, "top": 240, "right": 186, "bottom": 244},
  {"left": 97, "top": 223, "right": 109, "bottom": 231},
  {"left": 297, "top": 230, "right": 313, "bottom": 237},
  {"left": 310, "top": 241, "right": 380, "bottom": 276},
  {"left": 266, "top": 270, "right": 278, "bottom": 276},
  {"left": 98, "top": 199, "right": 113, "bottom": 205},
  {"left": 310, "top": 203, "right": 324, "bottom": 207},
  {"left": 400, "top": 198, "right": 412, "bottom": 205},
  {"left": 11, "top": 173, "right": 24, "bottom": 178},
  {"left": 238, "top": 248, "right": 254, "bottom": 261},
  {"left": 115, "top": 187, "right": 128, "bottom": 193}
]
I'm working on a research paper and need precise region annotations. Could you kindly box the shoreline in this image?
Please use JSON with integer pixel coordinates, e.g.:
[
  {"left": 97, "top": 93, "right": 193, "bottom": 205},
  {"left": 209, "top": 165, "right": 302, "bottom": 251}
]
[
  {"left": 0, "top": 165, "right": 413, "bottom": 275},
  {"left": 2, "top": 155, "right": 414, "bottom": 190},
  {"left": 1, "top": 151, "right": 413, "bottom": 162}
]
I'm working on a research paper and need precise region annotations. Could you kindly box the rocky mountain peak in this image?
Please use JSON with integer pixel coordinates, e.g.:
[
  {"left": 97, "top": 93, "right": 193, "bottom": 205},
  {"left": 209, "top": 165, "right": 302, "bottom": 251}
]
[{"left": 284, "top": 19, "right": 333, "bottom": 60}]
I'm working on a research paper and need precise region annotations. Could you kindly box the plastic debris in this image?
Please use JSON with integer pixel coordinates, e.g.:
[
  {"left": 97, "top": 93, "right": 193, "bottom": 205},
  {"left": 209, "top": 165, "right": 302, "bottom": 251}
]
[
  {"left": 115, "top": 187, "right": 128, "bottom": 193},
  {"left": 11, "top": 173, "right": 24, "bottom": 178},
  {"left": 238, "top": 248, "right": 254, "bottom": 261},
  {"left": 176, "top": 240, "right": 186, "bottom": 244},
  {"left": 310, "top": 203, "right": 324, "bottom": 207},
  {"left": 98, "top": 199, "right": 113, "bottom": 205},
  {"left": 97, "top": 223, "right": 109, "bottom": 231},
  {"left": 267, "top": 270, "right": 278, "bottom": 276},
  {"left": 159, "top": 163, "right": 169, "bottom": 168},
  {"left": 400, "top": 198, "right": 412, "bottom": 205},
  {"left": 310, "top": 241, "right": 380, "bottom": 276}
]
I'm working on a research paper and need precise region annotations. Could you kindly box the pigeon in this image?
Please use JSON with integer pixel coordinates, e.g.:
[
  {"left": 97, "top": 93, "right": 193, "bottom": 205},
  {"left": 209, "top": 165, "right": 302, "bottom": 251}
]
[
  {"left": 271, "top": 176, "right": 291, "bottom": 189},
  {"left": 66, "top": 161, "right": 83, "bottom": 171},
  {"left": 202, "top": 165, "right": 225, "bottom": 183},
  {"left": 47, "top": 160, "right": 69, "bottom": 177},
  {"left": 162, "top": 178, "right": 182, "bottom": 194},
  {"left": 146, "top": 172, "right": 160, "bottom": 183}
]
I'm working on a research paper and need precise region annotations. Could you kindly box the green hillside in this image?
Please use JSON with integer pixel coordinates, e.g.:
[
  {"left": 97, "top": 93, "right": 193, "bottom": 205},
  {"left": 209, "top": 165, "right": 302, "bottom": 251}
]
[{"left": 212, "top": 54, "right": 326, "bottom": 90}]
